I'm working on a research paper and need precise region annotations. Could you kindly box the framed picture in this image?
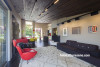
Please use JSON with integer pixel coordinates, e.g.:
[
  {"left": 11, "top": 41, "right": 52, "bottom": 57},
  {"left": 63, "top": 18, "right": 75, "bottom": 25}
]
[
  {"left": 63, "top": 28, "right": 68, "bottom": 36},
  {"left": 72, "top": 27, "right": 81, "bottom": 34},
  {"left": 88, "top": 26, "right": 97, "bottom": 33}
]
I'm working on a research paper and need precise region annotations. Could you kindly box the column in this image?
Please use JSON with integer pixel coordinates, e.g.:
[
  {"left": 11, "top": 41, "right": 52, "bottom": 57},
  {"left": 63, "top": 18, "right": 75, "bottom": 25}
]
[{"left": 21, "top": 19, "right": 26, "bottom": 37}]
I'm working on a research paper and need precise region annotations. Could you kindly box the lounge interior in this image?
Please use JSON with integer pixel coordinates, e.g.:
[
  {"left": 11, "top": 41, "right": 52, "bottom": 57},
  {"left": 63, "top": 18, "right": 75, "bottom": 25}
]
[{"left": 0, "top": 0, "right": 100, "bottom": 67}]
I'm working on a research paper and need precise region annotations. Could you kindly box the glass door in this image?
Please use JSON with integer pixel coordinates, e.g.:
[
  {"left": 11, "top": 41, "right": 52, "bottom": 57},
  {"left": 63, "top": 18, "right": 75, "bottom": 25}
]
[{"left": 0, "top": 2, "right": 8, "bottom": 67}]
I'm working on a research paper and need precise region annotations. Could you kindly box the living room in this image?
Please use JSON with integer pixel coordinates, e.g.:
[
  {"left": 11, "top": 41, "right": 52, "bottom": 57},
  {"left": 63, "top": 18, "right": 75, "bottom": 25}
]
[{"left": 0, "top": 0, "right": 100, "bottom": 67}]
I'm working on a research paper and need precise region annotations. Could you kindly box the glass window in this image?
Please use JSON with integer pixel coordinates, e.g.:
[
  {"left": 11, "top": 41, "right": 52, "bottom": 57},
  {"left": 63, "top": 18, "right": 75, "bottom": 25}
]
[
  {"left": 25, "top": 21, "right": 33, "bottom": 37},
  {"left": 0, "top": 2, "right": 8, "bottom": 67}
]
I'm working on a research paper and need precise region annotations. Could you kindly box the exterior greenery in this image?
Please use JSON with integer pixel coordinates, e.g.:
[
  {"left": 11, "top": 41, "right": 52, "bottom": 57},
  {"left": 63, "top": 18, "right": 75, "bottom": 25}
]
[{"left": 26, "top": 25, "right": 33, "bottom": 37}]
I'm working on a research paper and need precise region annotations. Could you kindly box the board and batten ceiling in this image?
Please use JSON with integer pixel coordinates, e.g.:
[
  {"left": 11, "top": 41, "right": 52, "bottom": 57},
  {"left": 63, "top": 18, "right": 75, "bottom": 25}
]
[{"left": 10, "top": 0, "right": 100, "bottom": 23}]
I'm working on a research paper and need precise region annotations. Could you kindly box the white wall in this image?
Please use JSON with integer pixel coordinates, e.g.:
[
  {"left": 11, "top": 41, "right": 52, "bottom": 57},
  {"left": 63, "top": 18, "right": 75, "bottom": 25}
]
[{"left": 51, "top": 12, "right": 100, "bottom": 48}]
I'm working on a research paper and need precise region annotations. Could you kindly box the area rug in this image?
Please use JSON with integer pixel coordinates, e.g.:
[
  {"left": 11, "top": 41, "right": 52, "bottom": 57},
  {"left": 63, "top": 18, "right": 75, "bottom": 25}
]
[{"left": 19, "top": 46, "right": 95, "bottom": 67}]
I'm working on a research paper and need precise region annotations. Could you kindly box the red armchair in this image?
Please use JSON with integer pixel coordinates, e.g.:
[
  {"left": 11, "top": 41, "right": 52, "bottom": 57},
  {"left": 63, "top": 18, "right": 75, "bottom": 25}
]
[
  {"left": 13, "top": 39, "right": 37, "bottom": 63},
  {"left": 21, "top": 37, "right": 27, "bottom": 39},
  {"left": 16, "top": 46, "right": 37, "bottom": 60},
  {"left": 13, "top": 39, "right": 28, "bottom": 47}
]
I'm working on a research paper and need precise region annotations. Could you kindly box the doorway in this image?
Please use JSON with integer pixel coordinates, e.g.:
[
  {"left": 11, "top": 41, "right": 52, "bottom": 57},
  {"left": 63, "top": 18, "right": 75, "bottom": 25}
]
[
  {"left": 52, "top": 28, "right": 57, "bottom": 36},
  {"left": 35, "top": 28, "right": 42, "bottom": 41}
]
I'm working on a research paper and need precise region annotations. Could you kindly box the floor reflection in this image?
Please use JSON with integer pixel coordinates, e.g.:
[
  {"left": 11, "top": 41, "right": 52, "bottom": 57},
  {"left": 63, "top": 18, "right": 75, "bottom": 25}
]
[{"left": 35, "top": 40, "right": 49, "bottom": 47}]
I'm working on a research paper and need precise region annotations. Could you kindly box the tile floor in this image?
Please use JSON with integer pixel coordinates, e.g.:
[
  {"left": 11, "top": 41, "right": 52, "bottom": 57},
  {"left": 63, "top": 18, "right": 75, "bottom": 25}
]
[{"left": 19, "top": 46, "right": 96, "bottom": 67}]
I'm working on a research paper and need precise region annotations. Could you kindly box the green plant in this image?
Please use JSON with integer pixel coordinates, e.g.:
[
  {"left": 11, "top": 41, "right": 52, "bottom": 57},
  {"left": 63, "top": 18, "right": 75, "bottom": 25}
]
[{"left": 26, "top": 25, "right": 33, "bottom": 36}]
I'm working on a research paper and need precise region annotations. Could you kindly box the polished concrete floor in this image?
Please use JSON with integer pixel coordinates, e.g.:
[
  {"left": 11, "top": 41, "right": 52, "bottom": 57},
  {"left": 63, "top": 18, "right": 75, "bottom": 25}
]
[
  {"left": 6, "top": 53, "right": 21, "bottom": 67},
  {"left": 35, "top": 40, "right": 50, "bottom": 47},
  {"left": 19, "top": 46, "right": 95, "bottom": 67}
]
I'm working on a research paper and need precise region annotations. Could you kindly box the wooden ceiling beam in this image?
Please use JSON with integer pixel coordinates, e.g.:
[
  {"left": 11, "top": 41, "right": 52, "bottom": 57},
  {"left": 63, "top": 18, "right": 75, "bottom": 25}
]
[
  {"left": 11, "top": 0, "right": 100, "bottom": 23},
  {"left": 38, "top": 0, "right": 100, "bottom": 22}
]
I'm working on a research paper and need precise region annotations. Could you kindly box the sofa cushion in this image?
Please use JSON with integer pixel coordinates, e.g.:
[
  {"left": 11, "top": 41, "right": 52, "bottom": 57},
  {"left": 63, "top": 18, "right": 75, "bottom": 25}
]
[
  {"left": 77, "top": 43, "right": 98, "bottom": 51},
  {"left": 75, "top": 49, "right": 90, "bottom": 54},
  {"left": 61, "top": 44, "right": 77, "bottom": 50},
  {"left": 60, "top": 43, "right": 67, "bottom": 45},
  {"left": 18, "top": 43, "right": 28, "bottom": 49},
  {"left": 89, "top": 50, "right": 100, "bottom": 58},
  {"left": 66, "top": 40, "right": 77, "bottom": 47}
]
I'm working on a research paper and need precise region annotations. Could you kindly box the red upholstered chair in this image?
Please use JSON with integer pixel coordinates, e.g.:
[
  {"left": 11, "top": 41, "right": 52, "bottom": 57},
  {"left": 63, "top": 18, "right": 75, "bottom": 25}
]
[
  {"left": 16, "top": 46, "right": 37, "bottom": 62},
  {"left": 16, "top": 39, "right": 28, "bottom": 43},
  {"left": 21, "top": 37, "right": 27, "bottom": 39},
  {"left": 13, "top": 39, "right": 28, "bottom": 47},
  {"left": 13, "top": 39, "right": 37, "bottom": 63}
]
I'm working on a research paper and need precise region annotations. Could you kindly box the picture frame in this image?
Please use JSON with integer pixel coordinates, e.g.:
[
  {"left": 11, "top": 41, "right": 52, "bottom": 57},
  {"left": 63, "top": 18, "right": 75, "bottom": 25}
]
[
  {"left": 88, "top": 26, "right": 97, "bottom": 33},
  {"left": 63, "top": 28, "right": 68, "bottom": 36},
  {"left": 72, "top": 27, "right": 81, "bottom": 34}
]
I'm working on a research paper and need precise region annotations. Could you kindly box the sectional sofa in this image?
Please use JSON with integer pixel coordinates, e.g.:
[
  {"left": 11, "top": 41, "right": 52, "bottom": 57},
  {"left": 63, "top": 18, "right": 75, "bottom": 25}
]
[{"left": 57, "top": 40, "right": 100, "bottom": 67}]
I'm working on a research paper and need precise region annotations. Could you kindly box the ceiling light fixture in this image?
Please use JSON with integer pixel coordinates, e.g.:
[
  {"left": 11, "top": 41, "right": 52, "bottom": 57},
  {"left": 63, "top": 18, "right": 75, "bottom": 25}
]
[
  {"left": 54, "top": 0, "right": 59, "bottom": 4},
  {"left": 39, "top": 0, "right": 59, "bottom": 16},
  {"left": 67, "top": 20, "right": 71, "bottom": 23},
  {"left": 45, "top": 9, "right": 48, "bottom": 12},
  {"left": 62, "top": 22, "right": 65, "bottom": 24},
  {"left": 91, "top": 11, "right": 98, "bottom": 16},
  {"left": 75, "top": 17, "right": 80, "bottom": 21},
  {"left": 41, "top": 13, "right": 43, "bottom": 15},
  {"left": 57, "top": 24, "right": 60, "bottom": 26}
]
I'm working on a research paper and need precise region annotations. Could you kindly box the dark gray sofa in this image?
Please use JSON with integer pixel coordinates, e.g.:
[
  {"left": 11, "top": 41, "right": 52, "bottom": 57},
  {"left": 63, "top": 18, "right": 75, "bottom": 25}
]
[{"left": 57, "top": 40, "right": 100, "bottom": 67}]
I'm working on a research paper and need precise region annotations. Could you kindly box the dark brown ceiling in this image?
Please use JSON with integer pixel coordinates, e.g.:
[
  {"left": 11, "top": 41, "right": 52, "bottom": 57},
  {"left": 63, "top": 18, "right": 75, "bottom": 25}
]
[{"left": 10, "top": 0, "right": 100, "bottom": 23}]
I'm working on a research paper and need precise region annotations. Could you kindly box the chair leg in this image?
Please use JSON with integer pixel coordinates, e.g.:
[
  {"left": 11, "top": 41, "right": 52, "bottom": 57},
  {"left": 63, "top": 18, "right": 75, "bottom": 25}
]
[
  {"left": 21, "top": 58, "right": 23, "bottom": 63},
  {"left": 27, "top": 60, "right": 28, "bottom": 64},
  {"left": 19, "top": 59, "right": 23, "bottom": 67}
]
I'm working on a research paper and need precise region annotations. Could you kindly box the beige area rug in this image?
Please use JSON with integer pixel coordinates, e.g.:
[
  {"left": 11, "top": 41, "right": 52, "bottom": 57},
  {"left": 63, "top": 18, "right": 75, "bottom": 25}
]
[{"left": 19, "top": 46, "right": 95, "bottom": 67}]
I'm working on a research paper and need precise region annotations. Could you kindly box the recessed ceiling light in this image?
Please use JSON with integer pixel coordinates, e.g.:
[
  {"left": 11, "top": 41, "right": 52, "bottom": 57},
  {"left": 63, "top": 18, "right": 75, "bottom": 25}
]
[{"left": 54, "top": 0, "right": 59, "bottom": 4}]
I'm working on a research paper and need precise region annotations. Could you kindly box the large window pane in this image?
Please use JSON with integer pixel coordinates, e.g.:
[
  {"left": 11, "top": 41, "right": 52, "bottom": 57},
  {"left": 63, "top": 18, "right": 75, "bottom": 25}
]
[
  {"left": 0, "top": 2, "right": 8, "bottom": 67},
  {"left": 25, "top": 21, "right": 33, "bottom": 37}
]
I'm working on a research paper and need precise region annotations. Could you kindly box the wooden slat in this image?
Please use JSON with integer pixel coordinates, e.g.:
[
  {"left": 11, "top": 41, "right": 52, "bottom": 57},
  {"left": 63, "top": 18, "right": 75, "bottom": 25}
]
[{"left": 10, "top": 0, "right": 100, "bottom": 23}]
